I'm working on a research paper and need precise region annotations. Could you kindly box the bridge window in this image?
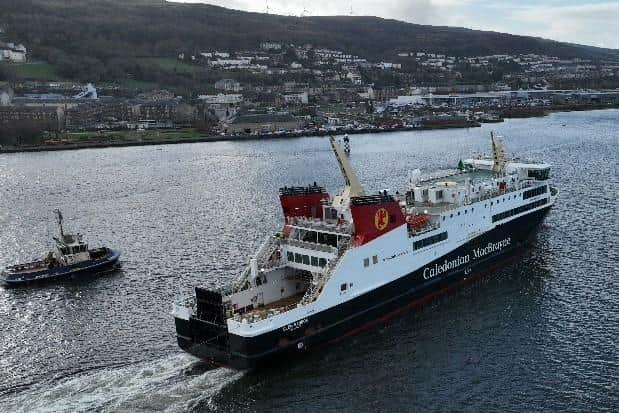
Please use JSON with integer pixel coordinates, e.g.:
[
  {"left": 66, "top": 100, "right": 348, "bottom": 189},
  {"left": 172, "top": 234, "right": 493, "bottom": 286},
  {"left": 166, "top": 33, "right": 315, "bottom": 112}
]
[
  {"left": 528, "top": 168, "right": 550, "bottom": 180},
  {"left": 319, "top": 258, "right": 327, "bottom": 268},
  {"left": 372, "top": 255, "right": 378, "bottom": 264},
  {"left": 311, "top": 256, "right": 318, "bottom": 266},
  {"left": 341, "top": 283, "right": 347, "bottom": 292},
  {"left": 302, "top": 255, "right": 310, "bottom": 265},
  {"left": 523, "top": 185, "right": 548, "bottom": 200},
  {"left": 287, "top": 251, "right": 294, "bottom": 262},
  {"left": 295, "top": 253, "right": 302, "bottom": 263},
  {"left": 363, "top": 258, "right": 370, "bottom": 267}
]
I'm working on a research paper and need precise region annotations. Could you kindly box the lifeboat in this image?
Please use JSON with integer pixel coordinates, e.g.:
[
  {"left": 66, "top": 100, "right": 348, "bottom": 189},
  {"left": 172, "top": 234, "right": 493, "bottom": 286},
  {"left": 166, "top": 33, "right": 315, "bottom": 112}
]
[{"left": 406, "top": 213, "right": 429, "bottom": 228}]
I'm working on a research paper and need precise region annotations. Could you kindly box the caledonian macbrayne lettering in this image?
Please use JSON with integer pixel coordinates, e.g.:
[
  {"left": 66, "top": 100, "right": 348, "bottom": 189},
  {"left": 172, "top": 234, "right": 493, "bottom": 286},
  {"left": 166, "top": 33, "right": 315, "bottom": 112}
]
[{"left": 423, "top": 237, "right": 511, "bottom": 280}]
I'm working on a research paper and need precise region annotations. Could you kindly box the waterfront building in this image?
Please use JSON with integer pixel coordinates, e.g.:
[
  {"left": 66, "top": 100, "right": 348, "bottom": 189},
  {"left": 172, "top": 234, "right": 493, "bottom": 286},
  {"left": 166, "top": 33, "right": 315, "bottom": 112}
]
[{"left": 227, "top": 112, "right": 301, "bottom": 134}]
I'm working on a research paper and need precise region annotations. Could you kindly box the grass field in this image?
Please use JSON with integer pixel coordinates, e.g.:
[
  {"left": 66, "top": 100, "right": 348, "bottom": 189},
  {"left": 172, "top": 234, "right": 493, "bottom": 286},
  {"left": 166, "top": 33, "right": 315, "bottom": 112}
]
[
  {"left": 119, "top": 78, "right": 162, "bottom": 92},
  {"left": 3, "top": 62, "right": 61, "bottom": 81},
  {"left": 137, "top": 57, "right": 201, "bottom": 75}
]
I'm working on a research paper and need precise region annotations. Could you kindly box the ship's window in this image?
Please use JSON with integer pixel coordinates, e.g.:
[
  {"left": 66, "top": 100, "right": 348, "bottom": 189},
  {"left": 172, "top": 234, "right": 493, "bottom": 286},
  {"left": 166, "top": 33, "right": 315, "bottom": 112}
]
[
  {"left": 472, "top": 207, "right": 474, "bottom": 212},
  {"left": 302, "top": 255, "right": 310, "bottom": 265},
  {"left": 491, "top": 201, "right": 493, "bottom": 205},
  {"left": 319, "top": 258, "right": 327, "bottom": 267},
  {"left": 287, "top": 251, "right": 294, "bottom": 262},
  {"left": 442, "top": 216, "right": 445, "bottom": 221},
  {"left": 457, "top": 211, "right": 460, "bottom": 216},
  {"left": 363, "top": 258, "right": 370, "bottom": 267},
  {"left": 523, "top": 185, "right": 548, "bottom": 200},
  {"left": 436, "top": 190, "right": 443, "bottom": 199},
  {"left": 372, "top": 255, "right": 378, "bottom": 264},
  {"left": 413, "top": 231, "right": 448, "bottom": 250},
  {"left": 492, "top": 198, "right": 548, "bottom": 222},
  {"left": 311, "top": 256, "right": 318, "bottom": 266},
  {"left": 295, "top": 253, "right": 302, "bottom": 263},
  {"left": 465, "top": 210, "right": 467, "bottom": 214},
  {"left": 450, "top": 214, "right": 453, "bottom": 218},
  {"left": 341, "top": 283, "right": 347, "bottom": 292}
]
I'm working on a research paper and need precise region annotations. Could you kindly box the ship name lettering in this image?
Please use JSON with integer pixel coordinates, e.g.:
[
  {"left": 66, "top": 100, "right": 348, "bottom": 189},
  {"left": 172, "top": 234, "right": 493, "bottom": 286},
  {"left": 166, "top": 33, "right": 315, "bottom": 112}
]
[
  {"left": 472, "top": 237, "right": 511, "bottom": 259},
  {"left": 282, "top": 318, "right": 308, "bottom": 332},
  {"left": 423, "top": 255, "right": 470, "bottom": 280}
]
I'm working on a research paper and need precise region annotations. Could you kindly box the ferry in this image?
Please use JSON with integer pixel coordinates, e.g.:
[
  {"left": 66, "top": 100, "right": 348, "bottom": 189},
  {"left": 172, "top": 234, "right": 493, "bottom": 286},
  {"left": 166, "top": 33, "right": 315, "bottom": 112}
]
[
  {"left": 173, "top": 134, "right": 558, "bottom": 369},
  {"left": 1, "top": 210, "right": 121, "bottom": 286}
]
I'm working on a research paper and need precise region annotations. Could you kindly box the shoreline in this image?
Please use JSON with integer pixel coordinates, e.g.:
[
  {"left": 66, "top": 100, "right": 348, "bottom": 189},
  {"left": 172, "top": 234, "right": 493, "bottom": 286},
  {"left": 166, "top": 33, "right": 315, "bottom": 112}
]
[
  {"left": 0, "top": 121, "right": 480, "bottom": 154},
  {"left": 1, "top": 104, "right": 616, "bottom": 154}
]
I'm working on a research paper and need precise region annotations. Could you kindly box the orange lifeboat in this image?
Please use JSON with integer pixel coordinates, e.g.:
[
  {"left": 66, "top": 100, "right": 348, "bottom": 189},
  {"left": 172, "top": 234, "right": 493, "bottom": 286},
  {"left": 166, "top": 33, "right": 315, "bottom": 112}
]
[{"left": 406, "top": 213, "right": 429, "bottom": 228}]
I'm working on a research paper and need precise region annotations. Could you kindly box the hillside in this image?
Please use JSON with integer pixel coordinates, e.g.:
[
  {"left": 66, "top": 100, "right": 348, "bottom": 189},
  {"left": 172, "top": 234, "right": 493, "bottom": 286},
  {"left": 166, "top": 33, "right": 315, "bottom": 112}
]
[{"left": 1, "top": 0, "right": 618, "bottom": 88}]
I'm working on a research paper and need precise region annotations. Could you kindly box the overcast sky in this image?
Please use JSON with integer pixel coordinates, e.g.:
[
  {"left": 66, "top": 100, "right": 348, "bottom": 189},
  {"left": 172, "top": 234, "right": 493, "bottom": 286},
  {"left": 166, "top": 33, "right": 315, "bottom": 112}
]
[{"left": 175, "top": 0, "right": 619, "bottom": 49}]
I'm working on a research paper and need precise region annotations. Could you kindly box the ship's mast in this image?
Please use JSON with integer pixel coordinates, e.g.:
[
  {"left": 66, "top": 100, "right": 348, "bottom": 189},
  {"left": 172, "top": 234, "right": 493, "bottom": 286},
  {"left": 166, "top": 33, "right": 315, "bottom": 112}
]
[
  {"left": 329, "top": 135, "right": 365, "bottom": 197},
  {"left": 491, "top": 131, "right": 506, "bottom": 177},
  {"left": 54, "top": 209, "right": 64, "bottom": 236}
]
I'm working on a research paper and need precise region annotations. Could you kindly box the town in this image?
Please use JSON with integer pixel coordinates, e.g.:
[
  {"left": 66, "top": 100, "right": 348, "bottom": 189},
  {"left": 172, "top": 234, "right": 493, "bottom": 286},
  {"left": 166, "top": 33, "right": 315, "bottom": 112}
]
[{"left": 1, "top": 37, "right": 619, "bottom": 150}]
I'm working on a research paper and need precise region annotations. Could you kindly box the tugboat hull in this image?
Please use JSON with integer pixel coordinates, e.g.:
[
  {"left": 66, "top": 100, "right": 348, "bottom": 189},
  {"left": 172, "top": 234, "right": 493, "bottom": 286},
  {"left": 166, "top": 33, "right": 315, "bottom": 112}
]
[
  {"left": 176, "top": 206, "right": 551, "bottom": 370},
  {"left": 1, "top": 249, "right": 121, "bottom": 287}
]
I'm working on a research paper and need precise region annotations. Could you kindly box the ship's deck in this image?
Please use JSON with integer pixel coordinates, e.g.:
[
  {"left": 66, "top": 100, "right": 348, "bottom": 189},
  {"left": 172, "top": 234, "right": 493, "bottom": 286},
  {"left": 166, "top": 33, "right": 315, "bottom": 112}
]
[
  {"left": 235, "top": 292, "right": 305, "bottom": 321},
  {"left": 420, "top": 168, "right": 493, "bottom": 186}
]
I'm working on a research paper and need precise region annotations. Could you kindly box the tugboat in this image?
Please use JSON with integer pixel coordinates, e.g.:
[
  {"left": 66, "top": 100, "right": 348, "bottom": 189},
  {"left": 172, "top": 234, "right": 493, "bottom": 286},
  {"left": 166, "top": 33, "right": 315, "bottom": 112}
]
[
  {"left": 1, "top": 210, "right": 121, "bottom": 287},
  {"left": 173, "top": 134, "right": 558, "bottom": 370}
]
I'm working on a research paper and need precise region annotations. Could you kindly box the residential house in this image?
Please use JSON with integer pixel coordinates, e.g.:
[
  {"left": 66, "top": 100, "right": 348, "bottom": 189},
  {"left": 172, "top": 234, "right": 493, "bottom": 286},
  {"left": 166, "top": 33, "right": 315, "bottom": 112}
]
[
  {"left": 282, "top": 92, "right": 309, "bottom": 105},
  {"left": 215, "top": 79, "right": 242, "bottom": 92}
]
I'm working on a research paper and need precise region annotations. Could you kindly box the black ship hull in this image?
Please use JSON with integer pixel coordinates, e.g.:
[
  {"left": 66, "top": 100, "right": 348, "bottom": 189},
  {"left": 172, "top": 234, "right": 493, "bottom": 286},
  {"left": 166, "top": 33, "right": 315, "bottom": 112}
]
[{"left": 176, "top": 206, "right": 551, "bottom": 369}]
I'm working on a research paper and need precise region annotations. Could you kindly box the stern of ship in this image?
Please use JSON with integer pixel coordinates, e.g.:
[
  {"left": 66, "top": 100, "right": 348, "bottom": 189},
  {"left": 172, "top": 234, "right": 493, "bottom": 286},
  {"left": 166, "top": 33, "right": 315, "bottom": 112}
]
[{"left": 173, "top": 287, "right": 232, "bottom": 367}]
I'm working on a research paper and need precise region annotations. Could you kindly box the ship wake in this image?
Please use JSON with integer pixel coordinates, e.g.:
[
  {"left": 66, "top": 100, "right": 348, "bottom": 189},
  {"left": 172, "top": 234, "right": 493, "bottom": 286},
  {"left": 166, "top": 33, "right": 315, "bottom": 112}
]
[{"left": 0, "top": 354, "right": 243, "bottom": 413}]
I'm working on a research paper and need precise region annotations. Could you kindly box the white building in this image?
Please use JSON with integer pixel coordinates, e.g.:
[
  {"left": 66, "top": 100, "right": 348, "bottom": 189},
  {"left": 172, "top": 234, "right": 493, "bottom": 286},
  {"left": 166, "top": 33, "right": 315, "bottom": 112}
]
[
  {"left": 0, "top": 87, "right": 13, "bottom": 106},
  {"left": 0, "top": 42, "right": 27, "bottom": 62},
  {"left": 376, "top": 62, "right": 402, "bottom": 70},
  {"left": 200, "top": 51, "right": 230, "bottom": 58},
  {"left": 346, "top": 72, "right": 362, "bottom": 85},
  {"left": 197, "top": 94, "right": 243, "bottom": 105},
  {"left": 283, "top": 92, "right": 309, "bottom": 105},
  {"left": 260, "top": 42, "right": 282, "bottom": 51},
  {"left": 358, "top": 86, "right": 375, "bottom": 100},
  {"left": 215, "top": 79, "right": 242, "bottom": 92},
  {"left": 197, "top": 94, "right": 243, "bottom": 122}
]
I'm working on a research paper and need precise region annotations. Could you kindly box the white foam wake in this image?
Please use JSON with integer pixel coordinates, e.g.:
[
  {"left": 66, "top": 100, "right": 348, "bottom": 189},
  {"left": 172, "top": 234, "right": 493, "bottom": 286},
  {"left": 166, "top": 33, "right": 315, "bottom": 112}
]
[{"left": 0, "top": 354, "right": 243, "bottom": 413}]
